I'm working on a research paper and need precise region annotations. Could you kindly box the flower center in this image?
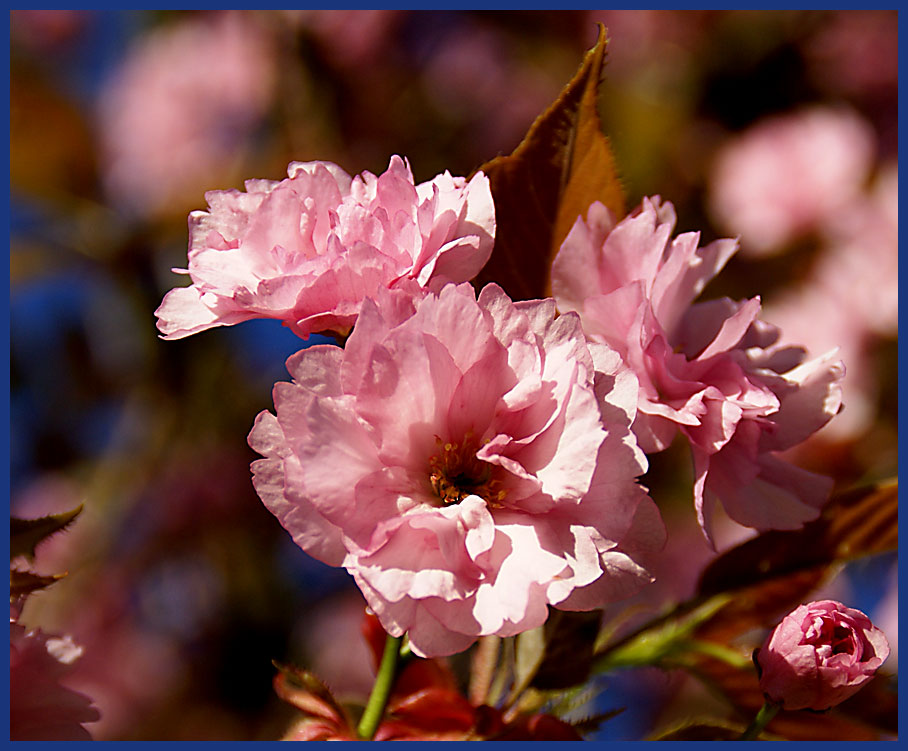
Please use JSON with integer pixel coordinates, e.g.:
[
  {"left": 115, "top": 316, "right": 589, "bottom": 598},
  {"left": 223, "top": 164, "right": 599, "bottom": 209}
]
[{"left": 428, "top": 434, "right": 507, "bottom": 507}]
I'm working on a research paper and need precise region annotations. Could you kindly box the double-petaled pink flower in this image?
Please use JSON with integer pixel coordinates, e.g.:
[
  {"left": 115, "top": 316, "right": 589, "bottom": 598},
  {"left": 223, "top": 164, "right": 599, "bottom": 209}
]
[
  {"left": 155, "top": 156, "right": 495, "bottom": 341},
  {"left": 552, "top": 198, "right": 844, "bottom": 542},
  {"left": 757, "top": 600, "right": 889, "bottom": 711},
  {"left": 248, "top": 282, "right": 663, "bottom": 657}
]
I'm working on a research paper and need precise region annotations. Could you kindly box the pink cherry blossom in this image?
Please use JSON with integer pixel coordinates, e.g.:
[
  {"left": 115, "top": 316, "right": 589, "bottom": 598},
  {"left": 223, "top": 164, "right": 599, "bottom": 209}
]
[
  {"left": 757, "top": 600, "right": 889, "bottom": 711},
  {"left": 98, "top": 11, "right": 277, "bottom": 217},
  {"left": 248, "top": 282, "right": 663, "bottom": 657},
  {"left": 762, "top": 162, "right": 897, "bottom": 440},
  {"left": 10, "top": 620, "right": 100, "bottom": 740},
  {"left": 155, "top": 156, "right": 495, "bottom": 341},
  {"left": 708, "top": 107, "right": 875, "bottom": 257},
  {"left": 552, "top": 197, "right": 844, "bottom": 542}
]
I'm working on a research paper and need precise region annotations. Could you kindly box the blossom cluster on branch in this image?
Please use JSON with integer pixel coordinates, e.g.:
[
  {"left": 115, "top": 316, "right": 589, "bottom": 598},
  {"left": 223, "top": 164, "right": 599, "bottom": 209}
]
[
  {"left": 149, "top": 29, "right": 889, "bottom": 742},
  {"left": 10, "top": 11, "right": 896, "bottom": 741}
]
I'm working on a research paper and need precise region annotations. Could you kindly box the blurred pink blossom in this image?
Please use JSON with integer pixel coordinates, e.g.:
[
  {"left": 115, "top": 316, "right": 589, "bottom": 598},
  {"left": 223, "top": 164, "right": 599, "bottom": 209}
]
[
  {"left": 763, "top": 163, "right": 897, "bottom": 440},
  {"left": 757, "top": 600, "right": 889, "bottom": 711},
  {"left": 288, "top": 10, "right": 402, "bottom": 68},
  {"left": 552, "top": 197, "right": 844, "bottom": 542},
  {"left": 820, "top": 162, "right": 898, "bottom": 339},
  {"left": 708, "top": 107, "right": 876, "bottom": 257},
  {"left": 98, "top": 11, "right": 276, "bottom": 217},
  {"left": 10, "top": 619, "right": 100, "bottom": 740},
  {"left": 156, "top": 156, "right": 495, "bottom": 341},
  {"left": 248, "top": 282, "right": 663, "bottom": 657}
]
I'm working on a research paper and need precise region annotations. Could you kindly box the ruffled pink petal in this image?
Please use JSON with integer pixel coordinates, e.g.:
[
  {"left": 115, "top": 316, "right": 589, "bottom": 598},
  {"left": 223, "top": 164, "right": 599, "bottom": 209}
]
[
  {"left": 471, "top": 517, "right": 566, "bottom": 633},
  {"left": 758, "top": 351, "right": 845, "bottom": 451},
  {"left": 154, "top": 284, "right": 251, "bottom": 339},
  {"left": 706, "top": 440, "right": 829, "bottom": 531},
  {"left": 652, "top": 234, "right": 738, "bottom": 337},
  {"left": 551, "top": 201, "right": 617, "bottom": 314},
  {"left": 248, "top": 411, "right": 347, "bottom": 566},
  {"left": 597, "top": 197, "right": 673, "bottom": 296}
]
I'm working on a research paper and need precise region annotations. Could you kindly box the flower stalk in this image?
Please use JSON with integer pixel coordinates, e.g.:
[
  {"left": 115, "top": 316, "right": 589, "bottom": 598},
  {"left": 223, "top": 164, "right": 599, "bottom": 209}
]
[
  {"left": 738, "top": 701, "right": 780, "bottom": 741},
  {"left": 357, "top": 633, "right": 404, "bottom": 740}
]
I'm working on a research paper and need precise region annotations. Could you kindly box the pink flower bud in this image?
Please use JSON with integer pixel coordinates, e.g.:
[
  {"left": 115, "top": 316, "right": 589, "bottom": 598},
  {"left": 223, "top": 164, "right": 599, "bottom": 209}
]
[{"left": 757, "top": 600, "right": 889, "bottom": 711}]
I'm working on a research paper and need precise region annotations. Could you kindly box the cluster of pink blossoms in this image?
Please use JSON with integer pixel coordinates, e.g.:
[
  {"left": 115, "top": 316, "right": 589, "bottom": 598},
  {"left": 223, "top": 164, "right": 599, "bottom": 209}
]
[{"left": 158, "top": 156, "right": 844, "bottom": 656}]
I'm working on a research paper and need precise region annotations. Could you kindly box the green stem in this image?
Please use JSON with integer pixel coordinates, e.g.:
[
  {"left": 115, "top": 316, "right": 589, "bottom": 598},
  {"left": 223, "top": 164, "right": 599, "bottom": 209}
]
[
  {"left": 357, "top": 633, "right": 403, "bottom": 740},
  {"left": 739, "top": 701, "right": 780, "bottom": 741}
]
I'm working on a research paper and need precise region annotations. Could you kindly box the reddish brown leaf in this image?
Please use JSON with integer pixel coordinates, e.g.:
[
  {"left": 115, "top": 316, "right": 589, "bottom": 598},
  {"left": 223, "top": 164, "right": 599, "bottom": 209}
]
[
  {"left": 472, "top": 24, "right": 624, "bottom": 301},
  {"left": 381, "top": 686, "right": 477, "bottom": 738},
  {"left": 271, "top": 661, "right": 348, "bottom": 725},
  {"left": 832, "top": 672, "right": 899, "bottom": 735},
  {"left": 9, "top": 569, "right": 66, "bottom": 600},
  {"left": 10, "top": 504, "right": 83, "bottom": 561},
  {"left": 695, "top": 480, "right": 897, "bottom": 641},
  {"left": 531, "top": 609, "right": 602, "bottom": 690}
]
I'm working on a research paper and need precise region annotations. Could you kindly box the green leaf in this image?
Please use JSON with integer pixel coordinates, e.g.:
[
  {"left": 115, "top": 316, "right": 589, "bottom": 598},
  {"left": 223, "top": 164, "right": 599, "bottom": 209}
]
[
  {"left": 10, "top": 504, "right": 83, "bottom": 561},
  {"left": 514, "top": 625, "right": 546, "bottom": 692},
  {"left": 472, "top": 24, "right": 624, "bottom": 301},
  {"left": 695, "top": 480, "right": 897, "bottom": 642},
  {"left": 10, "top": 569, "right": 67, "bottom": 600},
  {"left": 271, "top": 660, "right": 348, "bottom": 723},
  {"left": 593, "top": 596, "right": 732, "bottom": 673}
]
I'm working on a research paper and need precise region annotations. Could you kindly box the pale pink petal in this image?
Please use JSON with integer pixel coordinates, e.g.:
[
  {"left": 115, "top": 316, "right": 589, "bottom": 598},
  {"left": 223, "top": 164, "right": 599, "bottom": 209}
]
[
  {"left": 758, "top": 351, "right": 845, "bottom": 451},
  {"left": 652, "top": 234, "right": 738, "bottom": 336},
  {"left": 551, "top": 201, "right": 617, "bottom": 313},
  {"left": 248, "top": 411, "right": 347, "bottom": 566},
  {"left": 707, "top": 440, "right": 829, "bottom": 531},
  {"left": 154, "top": 285, "right": 251, "bottom": 340}
]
